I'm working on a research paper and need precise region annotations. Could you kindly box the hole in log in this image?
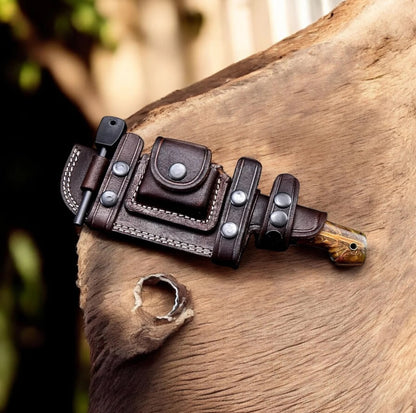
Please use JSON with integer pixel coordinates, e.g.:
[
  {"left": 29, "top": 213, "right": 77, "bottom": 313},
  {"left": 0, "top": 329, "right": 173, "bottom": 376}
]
[
  {"left": 133, "top": 273, "right": 192, "bottom": 322},
  {"left": 140, "top": 279, "right": 176, "bottom": 318}
]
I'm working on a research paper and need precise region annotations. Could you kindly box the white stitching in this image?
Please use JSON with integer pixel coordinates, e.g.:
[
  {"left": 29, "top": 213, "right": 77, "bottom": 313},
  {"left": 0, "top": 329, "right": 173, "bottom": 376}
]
[
  {"left": 129, "top": 156, "right": 222, "bottom": 224},
  {"left": 63, "top": 146, "right": 215, "bottom": 256},
  {"left": 61, "top": 147, "right": 81, "bottom": 212},
  {"left": 134, "top": 178, "right": 221, "bottom": 223},
  {"left": 113, "top": 223, "right": 212, "bottom": 256}
]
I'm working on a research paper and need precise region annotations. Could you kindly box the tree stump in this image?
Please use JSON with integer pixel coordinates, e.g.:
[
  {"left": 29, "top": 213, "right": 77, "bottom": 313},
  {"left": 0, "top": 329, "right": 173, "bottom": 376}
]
[{"left": 74, "top": 0, "right": 416, "bottom": 411}]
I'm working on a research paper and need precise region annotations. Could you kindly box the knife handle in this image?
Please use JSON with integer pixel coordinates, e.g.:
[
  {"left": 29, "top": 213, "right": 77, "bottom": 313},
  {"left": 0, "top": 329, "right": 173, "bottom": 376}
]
[{"left": 298, "top": 221, "right": 367, "bottom": 266}]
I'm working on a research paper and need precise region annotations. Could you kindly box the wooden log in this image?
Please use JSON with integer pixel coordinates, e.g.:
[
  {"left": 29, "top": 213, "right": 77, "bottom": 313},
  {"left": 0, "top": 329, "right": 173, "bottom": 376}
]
[{"left": 75, "top": 0, "right": 416, "bottom": 411}]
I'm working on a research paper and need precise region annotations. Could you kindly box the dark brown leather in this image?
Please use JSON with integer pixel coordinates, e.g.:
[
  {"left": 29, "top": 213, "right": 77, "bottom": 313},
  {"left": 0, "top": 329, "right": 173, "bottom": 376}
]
[
  {"left": 256, "top": 174, "right": 300, "bottom": 251},
  {"left": 60, "top": 132, "right": 328, "bottom": 268},
  {"left": 127, "top": 136, "right": 231, "bottom": 229},
  {"left": 291, "top": 205, "right": 327, "bottom": 240},
  {"left": 125, "top": 154, "right": 230, "bottom": 231},
  {"left": 81, "top": 155, "right": 109, "bottom": 192},
  {"left": 212, "top": 157, "right": 261, "bottom": 268},
  {"left": 87, "top": 133, "right": 144, "bottom": 230},
  {"left": 148, "top": 137, "right": 212, "bottom": 192},
  {"left": 86, "top": 134, "right": 231, "bottom": 257},
  {"left": 61, "top": 144, "right": 98, "bottom": 215}
]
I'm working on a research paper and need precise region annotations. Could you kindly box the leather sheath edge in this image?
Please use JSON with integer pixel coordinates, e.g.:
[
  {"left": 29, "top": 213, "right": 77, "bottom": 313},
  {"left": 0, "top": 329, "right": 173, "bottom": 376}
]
[
  {"left": 291, "top": 205, "right": 327, "bottom": 240},
  {"left": 60, "top": 144, "right": 97, "bottom": 214}
]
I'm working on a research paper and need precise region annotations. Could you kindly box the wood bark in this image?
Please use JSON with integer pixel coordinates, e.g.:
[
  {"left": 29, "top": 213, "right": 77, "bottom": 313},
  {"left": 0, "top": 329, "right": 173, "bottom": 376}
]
[{"left": 76, "top": 0, "right": 416, "bottom": 411}]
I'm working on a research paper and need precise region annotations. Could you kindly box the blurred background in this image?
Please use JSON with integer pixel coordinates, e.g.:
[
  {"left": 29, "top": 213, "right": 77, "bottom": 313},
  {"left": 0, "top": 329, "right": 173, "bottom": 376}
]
[{"left": 0, "top": 0, "right": 342, "bottom": 411}]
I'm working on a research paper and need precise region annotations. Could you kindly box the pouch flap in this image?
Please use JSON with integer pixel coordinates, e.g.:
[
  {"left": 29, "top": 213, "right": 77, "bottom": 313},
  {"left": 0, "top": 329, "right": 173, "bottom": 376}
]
[{"left": 150, "top": 137, "right": 211, "bottom": 192}]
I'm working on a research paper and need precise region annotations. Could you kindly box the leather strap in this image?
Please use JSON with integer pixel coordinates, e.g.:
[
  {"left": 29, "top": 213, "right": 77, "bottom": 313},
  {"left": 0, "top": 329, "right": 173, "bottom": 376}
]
[
  {"left": 212, "top": 158, "right": 262, "bottom": 268},
  {"left": 87, "top": 133, "right": 144, "bottom": 230},
  {"left": 256, "top": 173, "right": 299, "bottom": 252},
  {"left": 60, "top": 127, "right": 328, "bottom": 268}
]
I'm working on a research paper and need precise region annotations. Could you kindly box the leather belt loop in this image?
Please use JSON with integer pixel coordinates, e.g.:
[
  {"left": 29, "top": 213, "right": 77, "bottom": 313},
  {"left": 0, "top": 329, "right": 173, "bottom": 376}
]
[
  {"left": 212, "top": 157, "right": 262, "bottom": 268},
  {"left": 87, "top": 133, "right": 144, "bottom": 230},
  {"left": 256, "top": 173, "right": 299, "bottom": 251},
  {"left": 81, "top": 155, "right": 109, "bottom": 192}
]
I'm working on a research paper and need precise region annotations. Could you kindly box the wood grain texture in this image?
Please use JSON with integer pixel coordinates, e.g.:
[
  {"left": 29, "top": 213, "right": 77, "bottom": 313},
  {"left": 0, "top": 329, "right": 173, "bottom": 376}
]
[
  {"left": 76, "top": 0, "right": 416, "bottom": 411},
  {"left": 299, "top": 221, "right": 367, "bottom": 266}
]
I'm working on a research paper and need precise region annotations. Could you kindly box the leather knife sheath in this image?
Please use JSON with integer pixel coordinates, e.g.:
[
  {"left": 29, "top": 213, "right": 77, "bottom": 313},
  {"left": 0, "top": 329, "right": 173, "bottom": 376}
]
[{"left": 60, "top": 132, "right": 327, "bottom": 268}]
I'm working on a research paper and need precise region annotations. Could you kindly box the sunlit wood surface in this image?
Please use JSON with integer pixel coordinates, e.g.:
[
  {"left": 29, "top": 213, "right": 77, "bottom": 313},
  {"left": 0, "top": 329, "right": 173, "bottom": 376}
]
[{"left": 77, "top": 0, "right": 416, "bottom": 411}]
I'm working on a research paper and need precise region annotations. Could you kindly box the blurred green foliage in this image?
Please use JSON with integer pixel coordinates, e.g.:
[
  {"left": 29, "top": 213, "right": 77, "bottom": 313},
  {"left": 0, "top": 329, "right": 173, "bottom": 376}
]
[
  {"left": 18, "top": 61, "right": 41, "bottom": 92},
  {"left": 0, "top": 285, "right": 17, "bottom": 409},
  {"left": 0, "top": 230, "right": 43, "bottom": 410},
  {"left": 0, "top": 0, "right": 16, "bottom": 22},
  {"left": 0, "top": 0, "right": 113, "bottom": 93},
  {"left": 0, "top": 0, "right": 109, "bottom": 412},
  {"left": 8, "top": 230, "right": 44, "bottom": 320},
  {"left": 1, "top": 1, "right": 205, "bottom": 411}
]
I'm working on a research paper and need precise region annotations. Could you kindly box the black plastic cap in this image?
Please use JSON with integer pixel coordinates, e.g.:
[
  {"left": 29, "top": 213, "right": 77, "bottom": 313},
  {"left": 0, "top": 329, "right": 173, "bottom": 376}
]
[{"left": 95, "top": 116, "right": 127, "bottom": 149}]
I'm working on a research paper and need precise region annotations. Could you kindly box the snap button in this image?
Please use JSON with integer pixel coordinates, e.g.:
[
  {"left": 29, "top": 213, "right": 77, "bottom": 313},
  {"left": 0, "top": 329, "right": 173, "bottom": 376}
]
[
  {"left": 270, "top": 211, "right": 288, "bottom": 227},
  {"left": 274, "top": 193, "right": 292, "bottom": 208},
  {"left": 168, "top": 163, "right": 187, "bottom": 180},
  {"left": 100, "top": 190, "right": 118, "bottom": 207},
  {"left": 230, "top": 190, "right": 247, "bottom": 206},
  {"left": 221, "top": 222, "right": 238, "bottom": 239},
  {"left": 112, "top": 161, "right": 130, "bottom": 177}
]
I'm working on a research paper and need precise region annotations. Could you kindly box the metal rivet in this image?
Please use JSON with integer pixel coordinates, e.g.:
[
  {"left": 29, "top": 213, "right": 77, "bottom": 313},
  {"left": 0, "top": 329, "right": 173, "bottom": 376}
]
[
  {"left": 230, "top": 190, "right": 247, "bottom": 206},
  {"left": 100, "top": 190, "right": 118, "bottom": 207},
  {"left": 274, "top": 192, "right": 292, "bottom": 208},
  {"left": 168, "top": 163, "right": 187, "bottom": 180},
  {"left": 112, "top": 161, "right": 130, "bottom": 177},
  {"left": 221, "top": 222, "right": 238, "bottom": 239},
  {"left": 270, "top": 211, "right": 288, "bottom": 227}
]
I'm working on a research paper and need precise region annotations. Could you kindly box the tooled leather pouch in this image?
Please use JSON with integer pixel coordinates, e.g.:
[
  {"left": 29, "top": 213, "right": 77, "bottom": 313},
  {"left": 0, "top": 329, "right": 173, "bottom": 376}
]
[
  {"left": 61, "top": 116, "right": 367, "bottom": 268},
  {"left": 124, "top": 137, "right": 230, "bottom": 232}
]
